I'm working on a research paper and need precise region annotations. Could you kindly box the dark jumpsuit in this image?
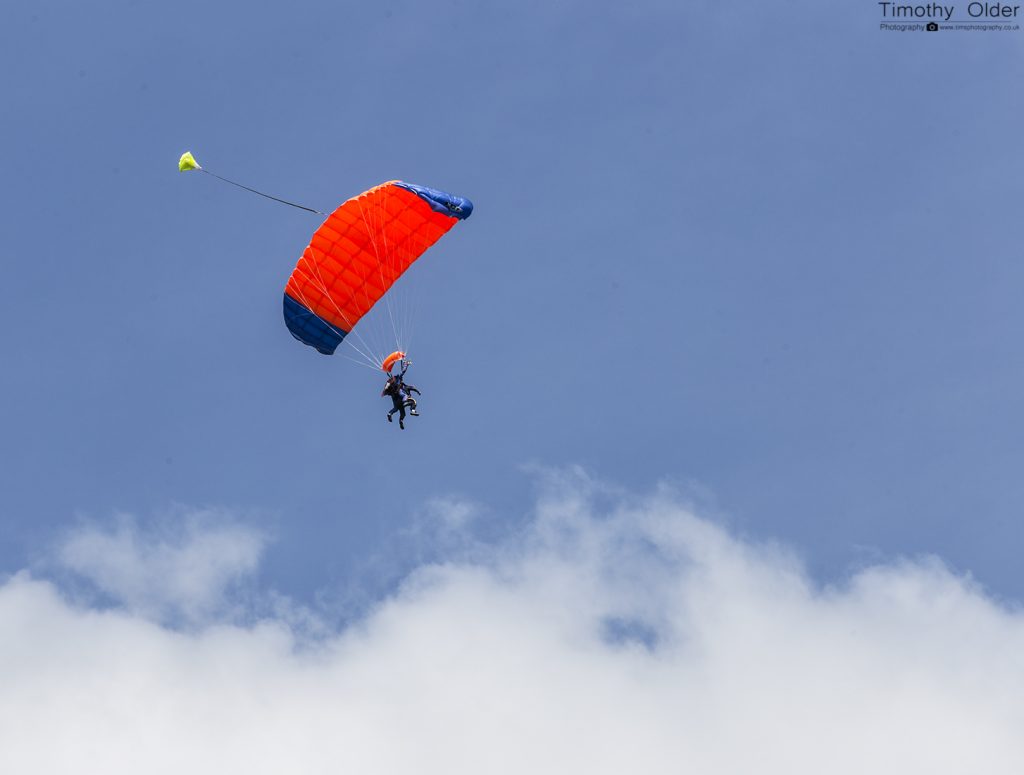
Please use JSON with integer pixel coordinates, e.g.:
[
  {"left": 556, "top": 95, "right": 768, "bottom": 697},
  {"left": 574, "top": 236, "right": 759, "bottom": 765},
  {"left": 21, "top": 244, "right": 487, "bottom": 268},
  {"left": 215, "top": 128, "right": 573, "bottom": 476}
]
[{"left": 383, "top": 370, "right": 419, "bottom": 425}]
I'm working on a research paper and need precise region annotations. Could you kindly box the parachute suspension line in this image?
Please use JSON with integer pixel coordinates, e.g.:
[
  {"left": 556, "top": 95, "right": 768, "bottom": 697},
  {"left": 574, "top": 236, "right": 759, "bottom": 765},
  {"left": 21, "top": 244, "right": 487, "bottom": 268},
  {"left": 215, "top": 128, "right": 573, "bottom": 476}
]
[
  {"left": 304, "top": 289, "right": 380, "bottom": 370},
  {"left": 394, "top": 198, "right": 415, "bottom": 354},
  {"left": 358, "top": 192, "right": 402, "bottom": 360},
  {"left": 396, "top": 191, "right": 415, "bottom": 353},
  {"left": 339, "top": 353, "right": 386, "bottom": 372},
  {"left": 352, "top": 199, "right": 392, "bottom": 366},
  {"left": 381, "top": 184, "right": 403, "bottom": 353},
  {"left": 396, "top": 198, "right": 418, "bottom": 355},
  {"left": 393, "top": 227, "right": 424, "bottom": 357},
  {"left": 299, "top": 247, "right": 383, "bottom": 368},
  {"left": 290, "top": 251, "right": 380, "bottom": 368},
  {"left": 289, "top": 282, "right": 377, "bottom": 368},
  {"left": 393, "top": 231, "right": 412, "bottom": 355},
  {"left": 388, "top": 187, "right": 420, "bottom": 357},
  {"left": 370, "top": 192, "right": 401, "bottom": 350},
  {"left": 395, "top": 226, "right": 419, "bottom": 354},
  {"left": 342, "top": 332, "right": 384, "bottom": 370},
  {"left": 198, "top": 168, "right": 327, "bottom": 216},
  {"left": 387, "top": 185, "right": 411, "bottom": 357},
  {"left": 358, "top": 194, "right": 393, "bottom": 352}
]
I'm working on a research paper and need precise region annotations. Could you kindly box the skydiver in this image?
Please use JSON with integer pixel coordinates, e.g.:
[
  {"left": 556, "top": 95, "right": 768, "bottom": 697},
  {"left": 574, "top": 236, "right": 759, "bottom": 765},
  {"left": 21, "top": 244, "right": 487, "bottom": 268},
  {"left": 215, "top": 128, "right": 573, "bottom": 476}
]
[
  {"left": 382, "top": 360, "right": 419, "bottom": 429},
  {"left": 400, "top": 379, "right": 421, "bottom": 417},
  {"left": 382, "top": 373, "right": 406, "bottom": 429}
]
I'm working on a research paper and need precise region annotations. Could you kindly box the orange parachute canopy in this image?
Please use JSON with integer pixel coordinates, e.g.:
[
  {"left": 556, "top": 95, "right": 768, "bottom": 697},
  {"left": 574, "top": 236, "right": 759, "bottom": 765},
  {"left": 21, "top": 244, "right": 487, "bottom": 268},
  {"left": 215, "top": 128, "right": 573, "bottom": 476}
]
[{"left": 282, "top": 181, "right": 472, "bottom": 356}]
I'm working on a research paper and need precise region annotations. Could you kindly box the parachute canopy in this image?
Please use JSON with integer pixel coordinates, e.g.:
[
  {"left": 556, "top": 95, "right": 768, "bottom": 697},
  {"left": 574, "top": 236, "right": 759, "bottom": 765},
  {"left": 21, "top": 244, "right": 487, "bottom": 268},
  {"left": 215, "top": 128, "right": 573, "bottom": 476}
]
[{"left": 283, "top": 181, "right": 472, "bottom": 356}]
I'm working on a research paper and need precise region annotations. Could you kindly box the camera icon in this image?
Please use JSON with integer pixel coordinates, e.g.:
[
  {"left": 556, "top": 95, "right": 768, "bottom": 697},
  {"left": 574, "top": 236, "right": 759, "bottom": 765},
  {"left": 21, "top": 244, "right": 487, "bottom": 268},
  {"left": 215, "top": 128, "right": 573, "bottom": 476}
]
[{"left": 926, "top": 21, "right": 939, "bottom": 31}]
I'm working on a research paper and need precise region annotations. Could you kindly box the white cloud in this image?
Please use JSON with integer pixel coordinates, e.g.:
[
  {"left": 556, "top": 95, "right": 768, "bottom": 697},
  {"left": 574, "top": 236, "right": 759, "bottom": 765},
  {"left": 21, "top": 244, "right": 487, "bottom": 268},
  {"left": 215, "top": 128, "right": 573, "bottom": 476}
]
[
  {"left": 421, "top": 494, "right": 484, "bottom": 531},
  {"left": 53, "top": 509, "right": 266, "bottom": 624},
  {"left": 2, "top": 471, "right": 1023, "bottom": 774}
]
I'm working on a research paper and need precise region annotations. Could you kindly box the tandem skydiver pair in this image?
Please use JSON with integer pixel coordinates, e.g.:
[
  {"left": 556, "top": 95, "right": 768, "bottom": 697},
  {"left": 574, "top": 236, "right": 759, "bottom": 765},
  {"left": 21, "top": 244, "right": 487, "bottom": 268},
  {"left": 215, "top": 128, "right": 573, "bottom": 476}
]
[{"left": 179, "top": 151, "right": 472, "bottom": 429}]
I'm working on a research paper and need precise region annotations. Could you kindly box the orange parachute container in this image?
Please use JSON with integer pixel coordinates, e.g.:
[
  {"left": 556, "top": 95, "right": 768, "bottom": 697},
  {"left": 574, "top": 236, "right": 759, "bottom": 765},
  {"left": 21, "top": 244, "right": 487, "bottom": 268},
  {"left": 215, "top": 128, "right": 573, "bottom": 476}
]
[
  {"left": 282, "top": 181, "right": 473, "bottom": 356},
  {"left": 381, "top": 351, "right": 406, "bottom": 373}
]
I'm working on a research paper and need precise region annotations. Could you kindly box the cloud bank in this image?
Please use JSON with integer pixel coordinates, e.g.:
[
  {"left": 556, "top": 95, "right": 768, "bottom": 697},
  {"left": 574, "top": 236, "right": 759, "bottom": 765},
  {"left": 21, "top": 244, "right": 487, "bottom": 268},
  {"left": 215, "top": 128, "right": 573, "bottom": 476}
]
[
  {"left": 2, "top": 471, "right": 1022, "bottom": 774},
  {"left": 54, "top": 509, "right": 267, "bottom": 625}
]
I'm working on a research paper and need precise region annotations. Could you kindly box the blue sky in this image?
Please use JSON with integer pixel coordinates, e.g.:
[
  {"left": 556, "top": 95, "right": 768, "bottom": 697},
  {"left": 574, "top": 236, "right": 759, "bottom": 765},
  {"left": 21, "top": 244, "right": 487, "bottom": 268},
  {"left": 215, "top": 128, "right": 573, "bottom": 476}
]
[
  {"left": 3, "top": 2, "right": 1024, "bottom": 770},
  {"left": 1, "top": 0, "right": 1021, "bottom": 598},
  {"left": 3, "top": 0, "right": 1021, "bottom": 597}
]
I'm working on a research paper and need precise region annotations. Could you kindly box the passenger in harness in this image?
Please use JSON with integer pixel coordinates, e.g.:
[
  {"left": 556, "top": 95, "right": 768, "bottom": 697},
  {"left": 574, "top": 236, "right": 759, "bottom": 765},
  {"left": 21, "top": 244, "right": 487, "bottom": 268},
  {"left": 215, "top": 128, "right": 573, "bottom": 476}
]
[{"left": 382, "top": 360, "right": 420, "bottom": 429}]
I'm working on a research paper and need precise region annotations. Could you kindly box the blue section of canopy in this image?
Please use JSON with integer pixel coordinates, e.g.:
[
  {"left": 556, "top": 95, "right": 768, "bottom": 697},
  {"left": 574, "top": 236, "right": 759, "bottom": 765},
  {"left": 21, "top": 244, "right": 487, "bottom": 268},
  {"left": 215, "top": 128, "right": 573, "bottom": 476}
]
[
  {"left": 283, "top": 293, "right": 346, "bottom": 355},
  {"left": 394, "top": 181, "right": 474, "bottom": 220}
]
